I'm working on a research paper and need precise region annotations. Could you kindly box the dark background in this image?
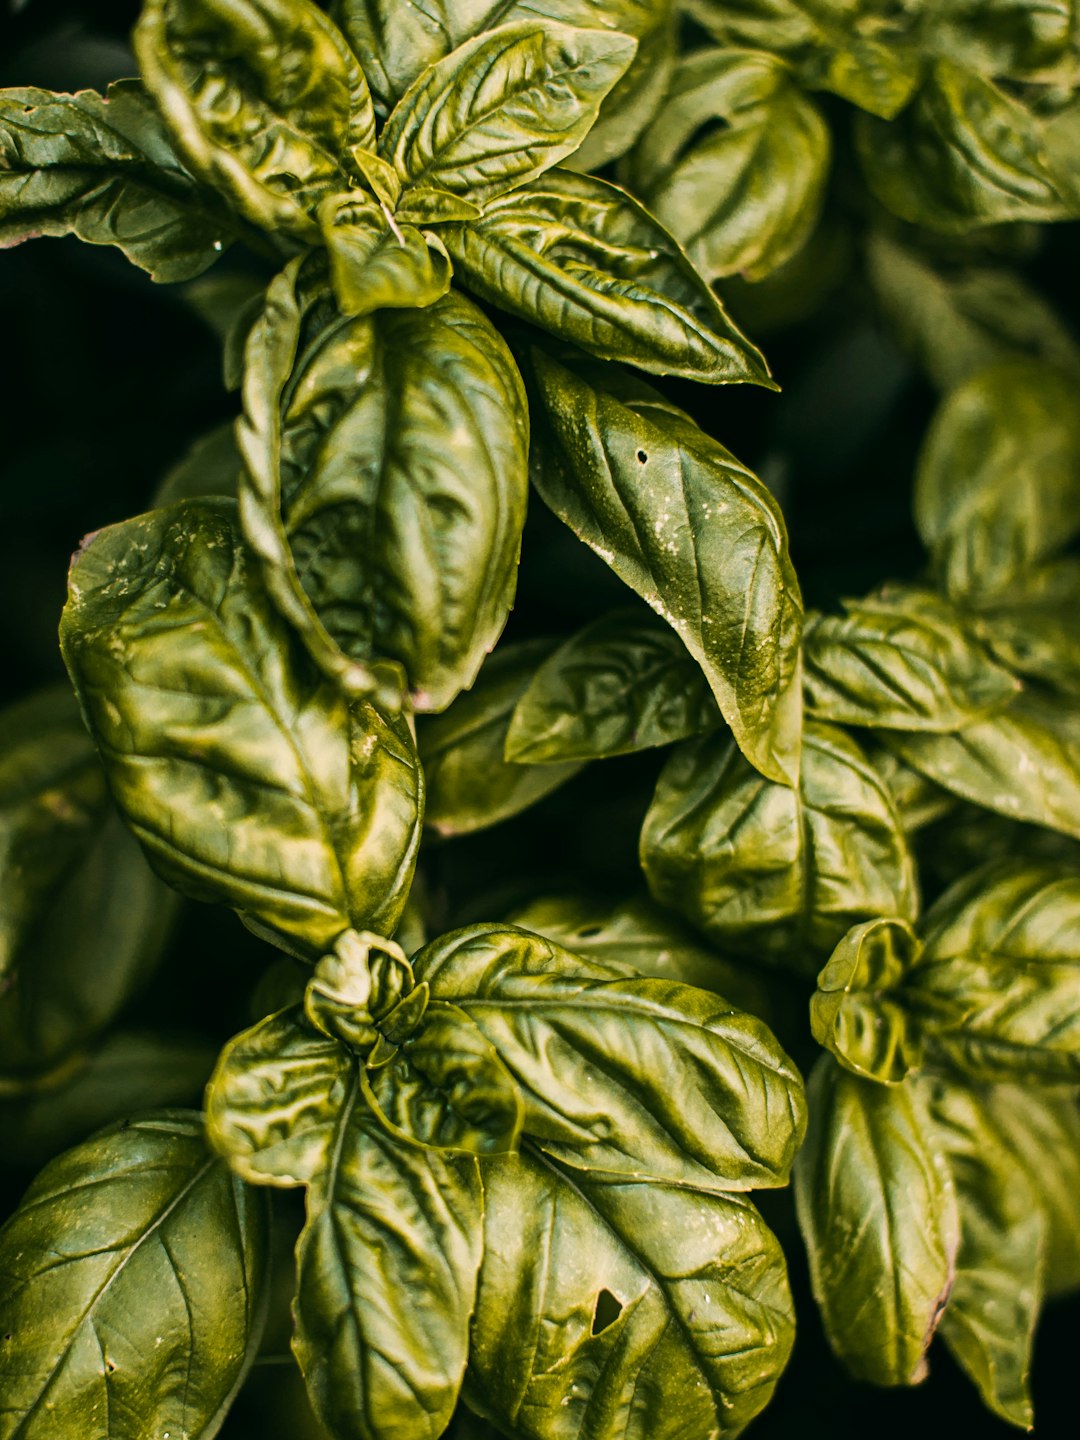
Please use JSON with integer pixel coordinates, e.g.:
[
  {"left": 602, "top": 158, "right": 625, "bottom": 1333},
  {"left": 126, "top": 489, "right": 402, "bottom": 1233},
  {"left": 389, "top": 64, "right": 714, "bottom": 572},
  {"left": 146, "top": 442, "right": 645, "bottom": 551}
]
[{"left": 2, "top": 2, "right": 1079, "bottom": 1437}]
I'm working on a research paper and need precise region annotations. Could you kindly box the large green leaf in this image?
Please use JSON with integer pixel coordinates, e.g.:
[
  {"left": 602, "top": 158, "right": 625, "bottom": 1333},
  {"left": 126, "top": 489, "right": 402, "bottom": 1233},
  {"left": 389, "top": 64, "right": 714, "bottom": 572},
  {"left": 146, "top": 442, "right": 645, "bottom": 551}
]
[
  {"left": 810, "top": 917, "right": 923, "bottom": 1084},
  {"left": 446, "top": 169, "right": 774, "bottom": 384},
  {"left": 60, "top": 499, "right": 423, "bottom": 955},
  {"left": 629, "top": 48, "right": 830, "bottom": 283},
  {"left": 239, "top": 255, "right": 530, "bottom": 712},
  {"left": 909, "top": 859, "right": 1080, "bottom": 1082},
  {"left": 418, "top": 640, "right": 585, "bottom": 836},
  {"left": 803, "top": 585, "right": 1019, "bottom": 731},
  {"left": 0, "top": 1112, "right": 270, "bottom": 1440},
  {"left": 414, "top": 923, "right": 806, "bottom": 1190},
  {"left": 466, "top": 1147, "right": 795, "bottom": 1440},
  {"left": 505, "top": 608, "right": 719, "bottom": 764},
  {"left": 294, "top": 1094, "right": 483, "bottom": 1440},
  {"left": 0, "top": 81, "right": 233, "bottom": 281},
  {"left": 794, "top": 1059, "right": 959, "bottom": 1386},
  {"left": 134, "top": 0, "right": 376, "bottom": 239},
  {"left": 926, "top": 1080, "right": 1044, "bottom": 1429},
  {"left": 684, "top": 0, "right": 920, "bottom": 118},
  {"left": 915, "top": 361, "right": 1080, "bottom": 604},
  {"left": 377, "top": 21, "right": 635, "bottom": 206},
  {"left": 883, "top": 690, "right": 1080, "bottom": 840},
  {"left": 972, "top": 558, "right": 1080, "bottom": 698},
  {"left": 642, "top": 723, "right": 917, "bottom": 972},
  {"left": 857, "top": 58, "right": 1076, "bottom": 232},
  {"left": 530, "top": 353, "right": 802, "bottom": 784}
]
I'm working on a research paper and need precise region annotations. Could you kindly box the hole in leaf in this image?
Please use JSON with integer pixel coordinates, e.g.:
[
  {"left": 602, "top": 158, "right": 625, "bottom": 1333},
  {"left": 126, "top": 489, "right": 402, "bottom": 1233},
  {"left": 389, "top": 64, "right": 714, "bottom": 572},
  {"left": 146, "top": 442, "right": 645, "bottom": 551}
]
[
  {"left": 105, "top": 1359, "right": 117, "bottom": 1373},
  {"left": 591, "top": 1289, "right": 623, "bottom": 1335},
  {"left": 636, "top": 450, "right": 648, "bottom": 464}
]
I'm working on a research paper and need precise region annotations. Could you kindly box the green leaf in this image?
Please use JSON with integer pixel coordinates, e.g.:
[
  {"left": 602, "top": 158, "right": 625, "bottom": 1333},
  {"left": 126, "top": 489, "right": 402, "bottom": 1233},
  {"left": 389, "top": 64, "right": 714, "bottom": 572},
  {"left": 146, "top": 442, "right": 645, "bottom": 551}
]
[
  {"left": 530, "top": 353, "right": 802, "bottom": 784},
  {"left": 866, "top": 231, "right": 1080, "bottom": 392},
  {"left": 377, "top": 21, "right": 636, "bottom": 206},
  {"left": 869, "top": 747, "right": 956, "bottom": 833},
  {"left": 883, "top": 689, "right": 1080, "bottom": 840},
  {"left": 418, "top": 640, "right": 586, "bottom": 836},
  {"left": 507, "top": 891, "right": 778, "bottom": 1021},
  {"left": 414, "top": 923, "right": 806, "bottom": 1191},
  {"left": 915, "top": 361, "right": 1080, "bottom": 604},
  {"left": 684, "top": 0, "right": 920, "bottom": 118},
  {"left": 925, "top": 1080, "right": 1043, "bottom": 1429},
  {"left": 0, "top": 81, "right": 234, "bottom": 281},
  {"left": 505, "top": 608, "right": 719, "bottom": 764},
  {"left": 642, "top": 723, "right": 918, "bottom": 973},
  {"left": 60, "top": 499, "right": 423, "bottom": 955},
  {"left": 856, "top": 58, "right": 1076, "bottom": 232},
  {"left": 794, "top": 1058, "right": 959, "bottom": 1386},
  {"left": 908, "top": 858, "right": 1080, "bottom": 1082},
  {"left": 466, "top": 1147, "right": 795, "bottom": 1440},
  {"left": 628, "top": 48, "right": 830, "bottom": 283},
  {"left": 0, "top": 1111, "right": 270, "bottom": 1439},
  {"left": 803, "top": 585, "right": 1020, "bottom": 731},
  {"left": 811, "top": 917, "right": 923, "bottom": 1084},
  {"left": 317, "top": 192, "right": 453, "bottom": 318},
  {"left": 134, "top": 0, "right": 376, "bottom": 239},
  {"left": 570, "top": 4, "right": 677, "bottom": 169},
  {"left": 972, "top": 558, "right": 1080, "bottom": 697},
  {"left": 922, "top": 0, "right": 1076, "bottom": 81},
  {"left": 154, "top": 419, "right": 242, "bottom": 506},
  {"left": 239, "top": 256, "right": 530, "bottom": 712},
  {"left": 447, "top": 169, "right": 774, "bottom": 384},
  {"left": 294, "top": 1096, "right": 483, "bottom": 1440},
  {"left": 0, "top": 1031, "right": 216, "bottom": 1169}
]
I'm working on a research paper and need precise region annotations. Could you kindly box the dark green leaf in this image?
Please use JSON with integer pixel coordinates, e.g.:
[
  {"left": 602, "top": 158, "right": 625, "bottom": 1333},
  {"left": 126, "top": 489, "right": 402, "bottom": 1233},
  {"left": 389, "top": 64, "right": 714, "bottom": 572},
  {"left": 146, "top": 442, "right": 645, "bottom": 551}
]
[
  {"left": 926, "top": 1080, "right": 1043, "bottom": 1429},
  {"left": 418, "top": 640, "right": 585, "bottom": 836},
  {"left": 135, "top": 0, "right": 376, "bottom": 239},
  {"left": 811, "top": 917, "right": 923, "bottom": 1084},
  {"left": 448, "top": 169, "right": 774, "bottom": 384},
  {"left": 505, "top": 608, "right": 719, "bottom": 764},
  {"left": 466, "top": 1147, "right": 795, "bottom": 1440},
  {"left": 0, "top": 81, "right": 233, "bottom": 281},
  {"left": 856, "top": 59, "right": 1075, "bottom": 232},
  {"left": 154, "top": 419, "right": 242, "bottom": 506},
  {"left": 629, "top": 48, "right": 830, "bottom": 282},
  {"left": 0, "top": 1112, "right": 270, "bottom": 1439},
  {"left": 883, "top": 690, "right": 1080, "bottom": 840},
  {"left": 794, "top": 1058, "right": 959, "bottom": 1386},
  {"left": 239, "top": 256, "right": 530, "bottom": 712},
  {"left": 803, "top": 585, "right": 1019, "bottom": 731},
  {"left": 377, "top": 21, "right": 636, "bottom": 206},
  {"left": 642, "top": 724, "right": 917, "bottom": 972},
  {"left": 318, "top": 192, "right": 453, "bottom": 318},
  {"left": 530, "top": 353, "right": 802, "bottom": 784},
  {"left": 414, "top": 923, "right": 806, "bottom": 1190},
  {"left": 294, "top": 1096, "right": 483, "bottom": 1440},
  {"left": 909, "top": 858, "right": 1080, "bottom": 1081},
  {"left": 60, "top": 499, "right": 423, "bottom": 955},
  {"left": 915, "top": 361, "right": 1080, "bottom": 604},
  {"left": 970, "top": 557, "right": 1080, "bottom": 697}
]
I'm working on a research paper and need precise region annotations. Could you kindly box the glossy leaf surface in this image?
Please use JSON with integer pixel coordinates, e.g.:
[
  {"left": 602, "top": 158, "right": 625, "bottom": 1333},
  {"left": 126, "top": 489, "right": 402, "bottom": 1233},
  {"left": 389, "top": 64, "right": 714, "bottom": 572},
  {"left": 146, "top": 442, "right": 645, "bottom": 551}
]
[
  {"left": 467, "top": 1148, "right": 795, "bottom": 1440},
  {"left": 318, "top": 193, "right": 452, "bottom": 318},
  {"left": 60, "top": 499, "right": 423, "bottom": 954},
  {"left": 0, "top": 1111, "right": 270, "bottom": 1440},
  {"left": 414, "top": 923, "right": 806, "bottom": 1190},
  {"left": 811, "top": 917, "right": 923, "bottom": 1084},
  {"left": 447, "top": 169, "right": 773, "bottom": 384},
  {"left": 629, "top": 48, "right": 830, "bottom": 282},
  {"left": 642, "top": 724, "right": 917, "bottom": 972},
  {"left": 794, "top": 1059, "right": 959, "bottom": 1386},
  {"left": 530, "top": 353, "right": 802, "bottom": 784},
  {"left": 0, "top": 81, "right": 232, "bottom": 280}
]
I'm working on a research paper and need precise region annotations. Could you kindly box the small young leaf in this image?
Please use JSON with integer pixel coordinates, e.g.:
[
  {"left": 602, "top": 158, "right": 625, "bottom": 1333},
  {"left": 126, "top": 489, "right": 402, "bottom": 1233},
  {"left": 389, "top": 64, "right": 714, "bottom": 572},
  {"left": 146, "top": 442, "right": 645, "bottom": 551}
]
[
  {"left": 811, "top": 917, "right": 923, "bottom": 1085},
  {"left": 377, "top": 21, "right": 637, "bottom": 205},
  {"left": 0, "top": 1112, "right": 270, "bottom": 1440},
  {"left": 794, "top": 1059, "right": 959, "bottom": 1386},
  {"left": 414, "top": 922, "right": 807, "bottom": 1191},
  {"left": 60, "top": 499, "right": 423, "bottom": 955},
  {"left": 419, "top": 640, "right": 586, "bottom": 836},
  {"left": 629, "top": 48, "right": 830, "bottom": 283},
  {"left": 447, "top": 169, "right": 774, "bottom": 384},
  {"left": 318, "top": 193, "right": 453, "bottom": 319},
  {"left": 803, "top": 585, "right": 1020, "bottom": 731},
  {"left": 642, "top": 724, "right": 918, "bottom": 972},
  {"left": 0, "top": 81, "right": 234, "bottom": 280},
  {"left": 505, "top": 608, "right": 719, "bottom": 764},
  {"left": 530, "top": 353, "right": 802, "bottom": 784}
]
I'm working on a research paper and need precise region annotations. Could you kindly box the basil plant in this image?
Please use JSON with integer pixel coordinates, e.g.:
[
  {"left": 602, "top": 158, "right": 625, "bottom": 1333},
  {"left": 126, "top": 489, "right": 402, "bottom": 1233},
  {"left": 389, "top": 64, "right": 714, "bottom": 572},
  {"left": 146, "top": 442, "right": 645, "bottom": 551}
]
[{"left": 1, "top": 0, "right": 1079, "bottom": 1437}]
